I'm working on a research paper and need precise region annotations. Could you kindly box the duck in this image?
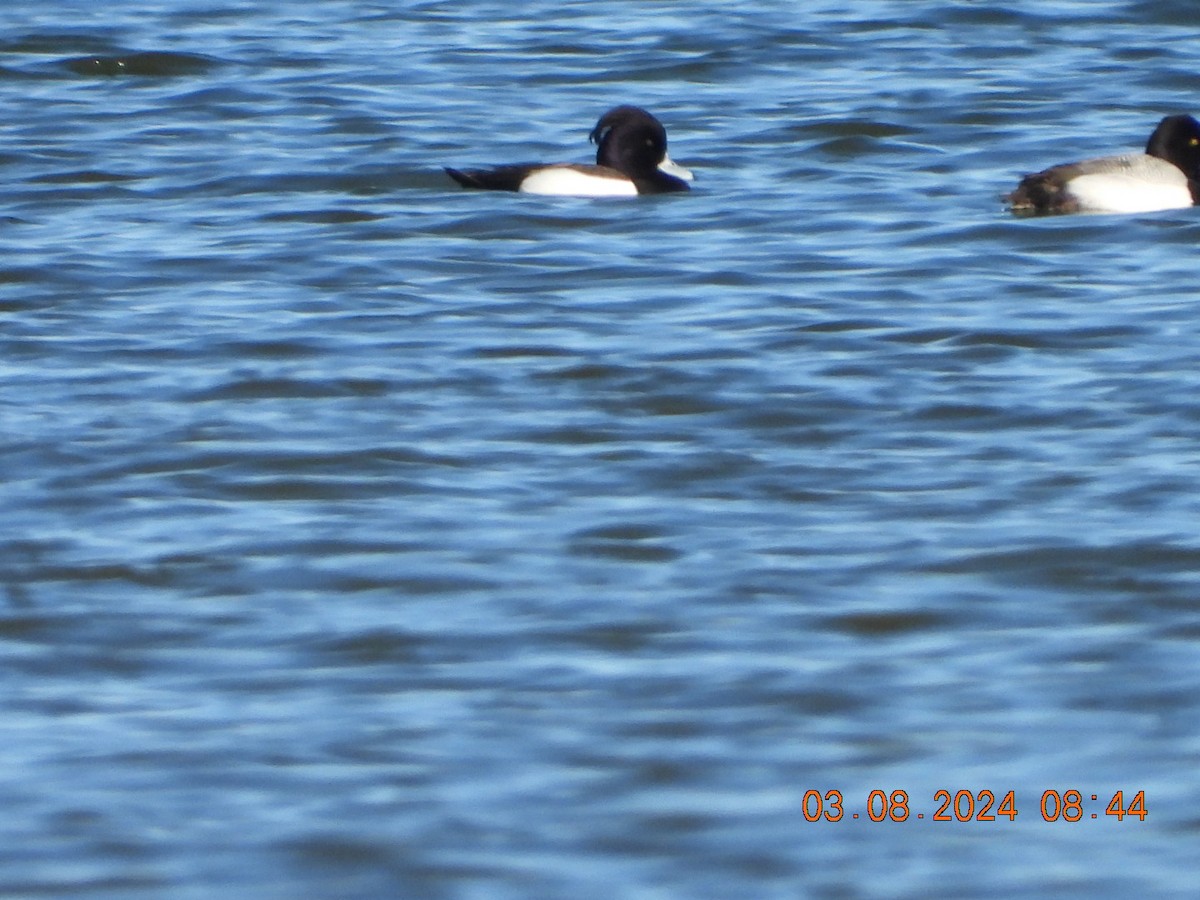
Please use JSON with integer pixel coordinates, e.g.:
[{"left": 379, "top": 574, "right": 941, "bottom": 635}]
[
  {"left": 445, "top": 105, "right": 693, "bottom": 197},
  {"left": 1006, "top": 114, "right": 1200, "bottom": 215}
]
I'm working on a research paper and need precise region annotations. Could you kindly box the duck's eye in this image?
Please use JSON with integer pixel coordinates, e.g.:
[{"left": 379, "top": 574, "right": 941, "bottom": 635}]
[{"left": 1190, "top": 137, "right": 1199, "bottom": 147}]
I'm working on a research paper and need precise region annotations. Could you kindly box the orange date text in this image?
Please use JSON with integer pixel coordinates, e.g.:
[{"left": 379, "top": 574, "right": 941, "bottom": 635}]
[{"left": 802, "top": 789, "right": 1146, "bottom": 823}]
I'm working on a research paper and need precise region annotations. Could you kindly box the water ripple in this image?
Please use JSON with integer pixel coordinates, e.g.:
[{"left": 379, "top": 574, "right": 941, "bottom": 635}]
[{"left": 3, "top": 3, "right": 1200, "bottom": 898}]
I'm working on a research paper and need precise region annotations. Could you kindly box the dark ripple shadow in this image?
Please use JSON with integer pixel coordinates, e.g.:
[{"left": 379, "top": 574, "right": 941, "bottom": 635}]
[
  {"left": 184, "top": 376, "right": 389, "bottom": 402},
  {"left": 821, "top": 609, "right": 953, "bottom": 637},
  {"left": 1, "top": 33, "right": 224, "bottom": 80},
  {"left": 2, "top": 32, "right": 122, "bottom": 54},
  {"left": 28, "top": 169, "right": 141, "bottom": 186},
  {"left": 568, "top": 523, "right": 683, "bottom": 563},
  {"left": 946, "top": 325, "right": 1147, "bottom": 352},
  {"left": 927, "top": 542, "right": 1200, "bottom": 598},
  {"left": 259, "top": 208, "right": 388, "bottom": 225},
  {"left": 542, "top": 619, "right": 671, "bottom": 652},
  {"left": 308, "top": 628, "right": 432, "bottom": 666},
  {"left": 61, "top": 51, "right": 221, "bottom": 77},
  {"left": 277, "top": 836, "right": 457, "bottom": 900}
]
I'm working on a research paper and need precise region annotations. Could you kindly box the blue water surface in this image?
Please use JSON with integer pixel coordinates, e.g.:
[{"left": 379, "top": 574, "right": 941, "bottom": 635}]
[{"left": 3, "top": 2, "right": 1200, "bottom": 897}]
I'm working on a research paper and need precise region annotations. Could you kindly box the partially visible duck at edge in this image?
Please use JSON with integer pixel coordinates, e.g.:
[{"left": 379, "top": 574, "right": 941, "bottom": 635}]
[
  {"left": 1007, "top": 114, "right": 1200, "bottom": 216},
  {"left": 445, "top": 105, "right": 693, "bottom": 197}
]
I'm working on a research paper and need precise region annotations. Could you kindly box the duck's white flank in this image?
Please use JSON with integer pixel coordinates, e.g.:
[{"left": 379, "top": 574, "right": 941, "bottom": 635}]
[
  {"left": 1066, "top": 172, "right": 1192, "bottom": 213},
  {"left": 519, "top": 166, "right": 639, "bottom": 197},
  {"left": 1065, "top": 153, "right": 1192, "bottom": 213}
]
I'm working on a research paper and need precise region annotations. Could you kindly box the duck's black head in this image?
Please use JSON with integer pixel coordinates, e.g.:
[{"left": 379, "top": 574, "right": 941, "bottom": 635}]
[
  {"left": 1145, "top": 114, "right": 1200, "bottom": 177},
  {"left": 588, "top": 105, "right": 691, "bottom": 191}
]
